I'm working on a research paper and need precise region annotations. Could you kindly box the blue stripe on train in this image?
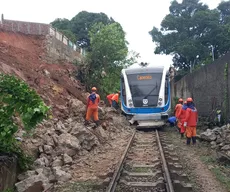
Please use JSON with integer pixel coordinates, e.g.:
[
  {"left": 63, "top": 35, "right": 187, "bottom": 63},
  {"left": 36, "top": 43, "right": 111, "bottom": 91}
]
[{"left": 120, "top": 82, "right": 171, "bottom": 114}]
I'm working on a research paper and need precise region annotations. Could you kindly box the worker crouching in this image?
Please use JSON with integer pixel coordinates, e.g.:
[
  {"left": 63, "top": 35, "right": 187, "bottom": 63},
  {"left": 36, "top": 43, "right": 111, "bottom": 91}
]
[
  {"left": 106, "top": 93, "right": 115, "bottom": 107},
  {"left": 183, "top": 98, "right": 198, "bottom": 145},
  {"left": 111, "top": 91, "right": 120, "bottom": 110},
  {"left": 85, "top": 87, "right": 100, "bottom": 128}
]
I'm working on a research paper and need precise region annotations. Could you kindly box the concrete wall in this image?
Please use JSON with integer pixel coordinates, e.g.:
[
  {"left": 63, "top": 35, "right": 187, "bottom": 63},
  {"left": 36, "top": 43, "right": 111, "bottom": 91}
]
[
  {"left": 0, "top": 14, "right": 80, "bottom": 54},
  {"left": 0, "top": 14, "right": 83, "bottom": 63},
  {"left": 46, "top": 34, "right": 82, "bottom": 63},
  {"left": 172, "top": 52, "right": 230, "bottom": 117}
]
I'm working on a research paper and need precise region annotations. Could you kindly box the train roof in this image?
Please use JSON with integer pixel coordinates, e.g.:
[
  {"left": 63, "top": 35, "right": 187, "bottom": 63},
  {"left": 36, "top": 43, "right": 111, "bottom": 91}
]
[{"left": 122, "top": 62, "right": 167, "bottom": 74}]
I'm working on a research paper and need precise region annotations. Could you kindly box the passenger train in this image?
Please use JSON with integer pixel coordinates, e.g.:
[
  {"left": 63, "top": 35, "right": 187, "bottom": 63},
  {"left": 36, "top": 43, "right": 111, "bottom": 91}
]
[{"left": 120, "top": 62, "right": 171, "bottom": 128}]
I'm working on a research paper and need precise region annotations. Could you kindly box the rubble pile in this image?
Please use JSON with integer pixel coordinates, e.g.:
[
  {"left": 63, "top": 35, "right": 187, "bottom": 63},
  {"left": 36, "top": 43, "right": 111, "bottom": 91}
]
[
  {"left": 200, "top": 125, "right": 230, "bottom": 161},
  {"left": 14, "top": 100, "right": 131, "bottom": 192},
  {"left": 0, "top": 32, "right": 132, "bottom": 191}
]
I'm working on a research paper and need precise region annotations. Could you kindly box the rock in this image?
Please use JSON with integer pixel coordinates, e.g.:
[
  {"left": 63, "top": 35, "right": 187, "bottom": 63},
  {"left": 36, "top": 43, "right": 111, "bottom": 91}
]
[
  {"left": 44, "top": 135, "right": 55, "bottom": 147},
  {"left": 58, "top": 133, "right": 80, "bottom": 150},
  {"left": 63, "top": 154, "right": 73, "bottom": 165},
  {"left": 34, "top": 158, "right": 45, "bottom": 168},
  {"left": 200, "top": 129, "right": 217, "bottom": 141},
  {"left": 211, "top": 141, "right": 217, "bottom": 149},
  {"left": 44, "top": 121, "right": 53, "bottom": 128},
  {"left": 221, "top": 145, "right": 230, "bottom": 151},
  {"left": 225, "top": 134, "right": 230, "bottom": 144},
  {"left": 53, "top": 167, "right": 71, "bottom": 182},
  {"left": 17, "top": 170, "right": 36, "bottom": 181},
  {"left": 15, "top": 173, "right": 50, "bottom": 192},
  {"left": 70, "top": 126, "right": 99, "bottom": 151},
  {"left": 216, "top": 135, "right": 223, "bottom": 144},
  {"left": 219, "top": 142, "right": 225, "bottom": 147},
  {"left": 38, "top": 146, "right": 43, "bottom": 153},
  {"left": 34, "top": 156, "right": 49, "bottom": 168},
  {"left": 43, "top": 145, "right": 53, "bottom": 155},
  {"left": 69, "top": 99, "right": 85, "bottom": 115},
  {"left": 52, "top": 134, "right": 59, "bottom": 146},
  {"left": 52, "top": 158, "right": 63, "bottom": 167}
]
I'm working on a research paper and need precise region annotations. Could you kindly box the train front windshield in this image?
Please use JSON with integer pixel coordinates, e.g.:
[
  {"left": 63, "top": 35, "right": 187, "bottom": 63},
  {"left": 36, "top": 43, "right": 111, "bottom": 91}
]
[{"left": 127, "top": 73, "right": 162, "bottom": 107}]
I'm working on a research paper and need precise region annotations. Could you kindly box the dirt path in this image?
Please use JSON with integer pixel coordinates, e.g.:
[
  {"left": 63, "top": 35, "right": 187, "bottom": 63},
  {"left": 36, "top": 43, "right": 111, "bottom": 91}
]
[{"left": 165, "top": 128, "right": 229, "bottom": 192}]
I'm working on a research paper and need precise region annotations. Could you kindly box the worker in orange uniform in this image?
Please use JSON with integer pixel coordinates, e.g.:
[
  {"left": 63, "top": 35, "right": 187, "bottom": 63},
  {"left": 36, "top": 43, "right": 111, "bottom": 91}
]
[
  {"left": 183, "top": 97, "right": 198, "bottom": 145},
  {"left": 174, "top": 98, "right": 183, "bottom": 132},
  {"left": 177, "top": 101, "right": 187, "bottom": 138},
  {"left": 85, "top": 87, "right": 100, "bottom": 128},
  {"left": 111, "top": 91, "right": 121, "bottom": 110},
  {"left": 106, "top": 93, "right": 115, "bottom": 106}
]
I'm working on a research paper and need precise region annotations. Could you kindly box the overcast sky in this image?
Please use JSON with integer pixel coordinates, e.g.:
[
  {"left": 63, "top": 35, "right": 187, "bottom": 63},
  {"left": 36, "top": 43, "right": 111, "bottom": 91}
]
[{"left": 0, "top": 0, "right": 222, "bottom": 67}]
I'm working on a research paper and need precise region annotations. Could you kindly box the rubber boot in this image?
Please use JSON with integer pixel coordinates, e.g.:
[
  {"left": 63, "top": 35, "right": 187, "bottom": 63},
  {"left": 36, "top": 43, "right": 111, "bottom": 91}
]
[
  {"left": 192, "top": 137, "right": 196, "bottom": 145},
  {"left": 93, "top": 120, "right": 100, "bottom": 129},
  {"left": 186, "top": 138, "right": 191, "bottom": 145}
]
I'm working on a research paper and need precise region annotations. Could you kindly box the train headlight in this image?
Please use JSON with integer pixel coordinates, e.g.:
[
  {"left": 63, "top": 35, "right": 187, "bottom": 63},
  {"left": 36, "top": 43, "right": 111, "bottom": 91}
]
[
  {"left": 128, "top": 99, "right": 132, "bottom": 103},
  {"left": 158, "top": 97, "right": 163, "bottom": 101},
  {"left": 129, "top": 103, "right": 133, "bottom": 107},
  {"left": 158, "top": 101, "right": 162, "bottom": 106}
]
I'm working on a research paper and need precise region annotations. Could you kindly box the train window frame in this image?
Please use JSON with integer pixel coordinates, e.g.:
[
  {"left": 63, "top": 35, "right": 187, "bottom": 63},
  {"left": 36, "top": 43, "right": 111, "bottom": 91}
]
[
  {"left": 165, "top": 76, "right": 168, "bottom": 103},
  {"left": 121, "top": 76, "right": 127, "bottom": 106}
]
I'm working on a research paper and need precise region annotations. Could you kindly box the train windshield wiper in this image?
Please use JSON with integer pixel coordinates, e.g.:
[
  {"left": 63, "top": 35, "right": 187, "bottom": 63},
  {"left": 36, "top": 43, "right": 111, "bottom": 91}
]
[{"left": 143, "top": 82, "right": 158, "bottom": 99}]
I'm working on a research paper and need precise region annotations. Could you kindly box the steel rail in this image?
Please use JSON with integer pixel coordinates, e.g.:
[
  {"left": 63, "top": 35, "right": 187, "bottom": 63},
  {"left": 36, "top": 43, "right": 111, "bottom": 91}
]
[
  {"left": 106, "top": 130, "right": 136, "bottom": 192},
  {"left": 156, "top": 130, "right": 174, "bottom": 192}
]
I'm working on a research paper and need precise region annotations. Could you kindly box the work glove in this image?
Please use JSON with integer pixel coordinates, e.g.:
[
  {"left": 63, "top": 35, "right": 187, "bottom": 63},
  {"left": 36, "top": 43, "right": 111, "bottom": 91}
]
[{"left": 183, "top": 122, "right": 187, "bottom": 127}]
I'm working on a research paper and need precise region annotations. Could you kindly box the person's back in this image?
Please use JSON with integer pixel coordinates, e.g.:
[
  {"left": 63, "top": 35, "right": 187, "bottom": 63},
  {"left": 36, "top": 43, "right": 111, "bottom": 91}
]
[
  {"left": 111, "top": 93, "right": 119, "bottom": 103},
  {"left": 87, "top": 92, "right": 100, "bottom": 109},
  {"left": 106, "top": 93, "right": 114, "bottom": 106}
]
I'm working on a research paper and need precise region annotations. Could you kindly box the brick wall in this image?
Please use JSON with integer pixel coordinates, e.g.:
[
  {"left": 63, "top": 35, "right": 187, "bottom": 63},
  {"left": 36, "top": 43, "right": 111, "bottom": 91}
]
[{"left": 171, "top": 53, "right": 230, "bottom": 117}]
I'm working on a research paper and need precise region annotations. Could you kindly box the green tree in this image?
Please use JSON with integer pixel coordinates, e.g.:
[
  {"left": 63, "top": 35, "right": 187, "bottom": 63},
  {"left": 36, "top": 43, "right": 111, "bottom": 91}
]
[
  {"left": 51, "top": 18, "right": 70, "bottom": 30},
  {"left": 71, "top": 11, "right": 115, "bottom": 47},
  {"left": 76, "top": 22, "right": 138, "bottom": 98},
  {"left": 149, "top": 0, "right": 230, "bottom": 70}
]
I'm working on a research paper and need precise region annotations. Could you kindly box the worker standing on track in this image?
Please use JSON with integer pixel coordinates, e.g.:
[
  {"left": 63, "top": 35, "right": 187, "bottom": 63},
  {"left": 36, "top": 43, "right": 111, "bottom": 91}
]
[
  {"left": 85, "top": 87, "right": 100, "bottom": 128},
  {"left": 106, "top": 93, "right": 115, "bottom": 107},
  {"left": 177, "top": 101, "right": 187, "bottom": 138},
  {"left": 183, "top": 97, "right": 198, "bottom": 145},
  {"left": 174, "top": 98, "right": 183, "bottom": 132},
  {"left": 111, "top": 91, "right": 120, "bottom": 110}
]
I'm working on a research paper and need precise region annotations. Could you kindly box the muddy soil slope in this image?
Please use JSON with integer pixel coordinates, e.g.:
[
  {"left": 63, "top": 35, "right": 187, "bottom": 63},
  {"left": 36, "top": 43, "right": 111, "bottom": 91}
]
[{"left": 0, "top": 31, "right": 132, "bottom": 192}]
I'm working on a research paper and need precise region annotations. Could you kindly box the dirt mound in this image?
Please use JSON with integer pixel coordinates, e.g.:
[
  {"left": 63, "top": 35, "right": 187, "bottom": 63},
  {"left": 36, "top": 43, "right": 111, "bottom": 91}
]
[
  {"left": 0, "top": 31, "right": 132, "bottom": 191},
  {"left": 0, "top": 31, "right": 86, "bottom": 118}
]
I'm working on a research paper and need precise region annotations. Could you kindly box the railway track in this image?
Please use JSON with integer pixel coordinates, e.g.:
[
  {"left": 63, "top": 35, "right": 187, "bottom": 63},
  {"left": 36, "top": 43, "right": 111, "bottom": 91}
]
[{"left": 106, "top": 130, "right": 193, "bottom": 192}]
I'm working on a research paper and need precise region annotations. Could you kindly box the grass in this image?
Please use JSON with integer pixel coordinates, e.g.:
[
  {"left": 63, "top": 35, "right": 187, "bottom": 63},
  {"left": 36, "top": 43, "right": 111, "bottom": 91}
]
[{"left": 200, "top": 154, "right": 230, "bottom": 191}]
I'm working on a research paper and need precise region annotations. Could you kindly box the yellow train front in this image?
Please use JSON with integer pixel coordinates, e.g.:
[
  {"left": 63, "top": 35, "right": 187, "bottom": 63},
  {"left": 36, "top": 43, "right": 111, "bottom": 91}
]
[{"left": 120, "top": 62, "right": 171, "bottom": 129}]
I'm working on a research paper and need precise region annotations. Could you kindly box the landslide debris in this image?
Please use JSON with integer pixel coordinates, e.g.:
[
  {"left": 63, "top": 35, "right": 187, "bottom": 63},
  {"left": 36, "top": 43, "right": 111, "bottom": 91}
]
[{"left": 0, "top": 31, "right": 132, "bottom": 191}]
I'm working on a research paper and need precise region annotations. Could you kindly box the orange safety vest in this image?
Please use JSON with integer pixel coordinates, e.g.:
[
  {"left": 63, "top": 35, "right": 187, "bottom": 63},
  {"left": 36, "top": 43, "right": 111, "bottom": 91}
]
[
  {"left": 107, "top": 94, "right": 114, "bottom": 101},
  {"left": 111, "top": 93, "right": 119, "bottom": 103},
  {"left": 175, "top": 103, "right": 182, "bottom": 118},
  {"left": 87, "top": 93, "right": 100, "bottom": 108},
  {"left": 184, "top": 107, "right": 198, "bottom": 127}
]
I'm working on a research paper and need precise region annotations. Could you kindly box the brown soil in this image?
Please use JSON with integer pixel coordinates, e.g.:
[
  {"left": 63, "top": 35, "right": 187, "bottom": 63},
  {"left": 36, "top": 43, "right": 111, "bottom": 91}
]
[
  {"left": 72, "top": 131, "right": 132, "bottom": 181},
  {"left": 0, "top": 31, "right": 86, "bottom": 119},
  {"left": 164, "top": 128, "right": 228, "bottom": 192}
]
